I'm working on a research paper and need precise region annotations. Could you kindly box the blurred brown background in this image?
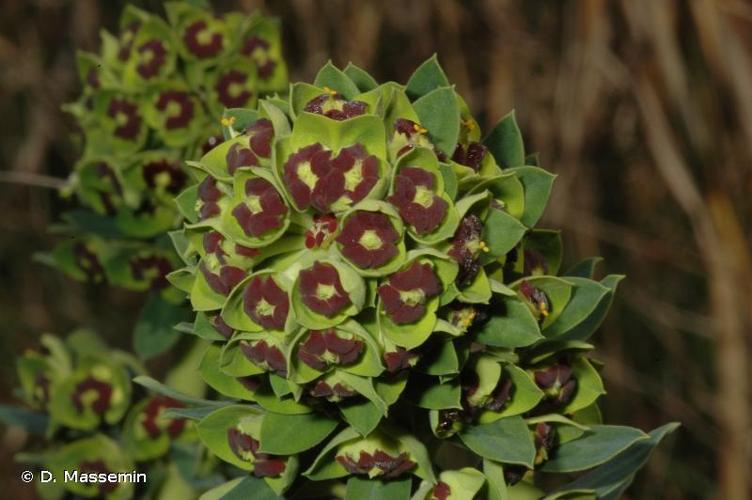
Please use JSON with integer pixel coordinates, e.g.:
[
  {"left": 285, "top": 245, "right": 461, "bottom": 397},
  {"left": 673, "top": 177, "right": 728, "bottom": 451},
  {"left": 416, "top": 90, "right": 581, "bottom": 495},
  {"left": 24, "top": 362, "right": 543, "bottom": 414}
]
[{"left": 1, "top": 1, "right": 750, "bottom": 499}]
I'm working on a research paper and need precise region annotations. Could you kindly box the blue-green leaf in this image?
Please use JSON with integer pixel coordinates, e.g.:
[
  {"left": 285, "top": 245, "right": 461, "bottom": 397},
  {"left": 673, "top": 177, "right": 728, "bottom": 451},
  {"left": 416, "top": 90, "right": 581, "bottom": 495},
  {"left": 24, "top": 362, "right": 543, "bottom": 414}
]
[
  {"left": 506, "top": 166, "right": 556, "bottom": 228},
  {"left": 546, "top": 423, "right": 680, "bottom": 500},
  {"left": 459, "top": 416, "right": 536, "bottom": 467},
  {"left": 542, "top": 425, "right": 649, "bottom": 473},
  {"left": 314, "top": 61, "right": 361, "bottom": 99},
  {"left": 484, "top": 111, "right": 525, "bottom": 168},
  {"left": 413, "top": 86, "right": 460, "bottom": 155},
  {"left": 259, "top": 412, "right": 339, "bottom": 455},
  {"left": 133, "top": 295, "right": 187, "bottom": 360},
  {"left": 345, "top": 476, "right": 411, "bottom": 500},
  {"left": 344, "top": 62, "right": 379, "bottom": 92},
  {"left": 405, "top": 54, "right": 450, "bottom": 99}
]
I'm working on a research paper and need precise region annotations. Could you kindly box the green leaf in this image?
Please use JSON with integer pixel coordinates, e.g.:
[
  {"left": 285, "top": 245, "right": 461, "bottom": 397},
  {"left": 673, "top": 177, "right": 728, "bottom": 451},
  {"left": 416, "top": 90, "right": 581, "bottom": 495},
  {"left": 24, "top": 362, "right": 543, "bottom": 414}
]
[
  {"left": 414, "top": 379, "right": 462, "bottom": 410},
  {"left": 515, "top": 276, "right": 572, "bottom": 330},
  {"left": 413, "top": 86, "right": 460, "bottom": 155},
  {"left": 344, "top": 62, "right": 379, "bottom": 92},
  {"left": 564, "top": 257, "right": 603, "bottom": 279},
  {"left": 506, "top": 166, "right": 556, "bottom": 228},
  {"left": 199, "top": 476, "right": 282, "bottom": 500},
  {"left": 484, "top": 110, "right": 525, "bottom": 168},
  {"left": 418, "top": 340, "right": 459, "bottom": 376},
  {"left": 478, "top": 365, "right": 544, "bottom": 422},
  {"left": 556, "top": 275, "right": 624, "bottom": 342},
  {"left": 562, "top": 357, "right": 606, "bottom": 414},
  {"left": 546, "top": 423, "right": 680, "bottom": 500},
  {"left": 525, "top": 152, "right": 540, "bottom": 166},
  {"left": 314, "top": 61, "right": 361, "bottom": 99},
  {"left": 259, "top": 412, "right": 338, "bottom": 455},
  {"left": 523, "top": 229, "right": 563, "bottom": 275},
  {"left": 484, "top": 459, "right": 510, "bottom": 500},
  {"left": 341, "top": 399, "right": 382, "bottom": 437},
  {"left": 345, "top": 476, "right": 411, "bottom": 500},
  {"left": 133, "top": 376, "right": 224, "bottom": 407},
  {"left": 175, "top": 185, "right": 199, "bottom": 224},
  {"left": 544, "top": 278, "right": 610, "bottom": 337},
  {"left": 482, "top": 208, "right": 528, "bottom": 260},
  {"left": 133, "top": 295, "right": 187, "bottom": 360},
  {"left": 198, "top": 405, "right": 263, "bottom": 471},
  {"left": 459, "top": 416, "right": 536, "bottom": 467},
  {"left": 542, "top": 425, "right": 649, "bottom": 473},
  {"left": 222, "top": 108, "right": 260, "bottom": 140},
  {"left": 0, "top": 405, "right": 48, "bottom": 435},
  {"left": 199, "top": 344, "right": 256, "bottom": 400},
  {"left": 475, "top": 296, "right": 543, "bottom": 348},
  {"left": 304, "top": 427, "right": 361, "bottom": 480},
  {"left": 405, "top": 54, "right": 450, "bottom": 99}
]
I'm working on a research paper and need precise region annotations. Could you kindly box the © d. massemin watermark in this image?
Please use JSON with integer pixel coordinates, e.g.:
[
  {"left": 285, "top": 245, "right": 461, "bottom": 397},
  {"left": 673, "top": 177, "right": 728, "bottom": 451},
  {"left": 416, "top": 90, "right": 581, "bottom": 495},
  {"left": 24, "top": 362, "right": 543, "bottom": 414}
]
[{"left": 21, "top": 469, "right": 146, "bottom": 485}]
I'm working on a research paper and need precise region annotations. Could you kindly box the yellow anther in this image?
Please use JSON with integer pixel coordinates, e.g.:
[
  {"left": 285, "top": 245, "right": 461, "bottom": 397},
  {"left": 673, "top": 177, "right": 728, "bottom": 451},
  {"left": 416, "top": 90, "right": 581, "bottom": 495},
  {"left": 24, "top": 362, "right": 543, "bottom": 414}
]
[
  {"left": 464, "top": 118, "right": 476, "bottom": 131},
  {"left": 479, "top": 241, "right": 490, "bottom": 253},
  {"left": 539, "top": 302, "right": 549, "bottom": 317},
  {"left": 221, "top": 116, "right": 236, "bottom": 127},
  {"left": 323, "top": 86, "right": 338, "bottom": 96}
]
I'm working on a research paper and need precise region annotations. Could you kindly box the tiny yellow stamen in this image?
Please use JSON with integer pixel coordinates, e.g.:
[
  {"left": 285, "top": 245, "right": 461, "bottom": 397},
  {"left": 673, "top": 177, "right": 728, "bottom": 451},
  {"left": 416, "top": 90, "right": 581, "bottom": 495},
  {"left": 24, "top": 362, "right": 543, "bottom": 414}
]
[
  {"left": 539, "top": 302, "right": 549, "bottom": 317},
  {"left": 322, "top": 86, "right": 338, "bottom": 96},
  {"left": 221, "top": 116, "right": 236, "bottom": 127},
  {"left": 479, "top": 241, "right": 490, "bottom": 253},
  {"left": 412, "top": 123, "right": 428, "bottom": 135},
  {"left": 464, "top": 118, "right": 476, "bottom": 131}
]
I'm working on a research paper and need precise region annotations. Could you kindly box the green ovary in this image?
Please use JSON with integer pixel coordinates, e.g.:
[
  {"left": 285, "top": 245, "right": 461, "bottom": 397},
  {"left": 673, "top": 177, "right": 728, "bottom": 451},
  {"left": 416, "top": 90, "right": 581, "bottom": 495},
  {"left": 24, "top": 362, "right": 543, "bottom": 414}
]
[
  {"left": 297, "top": 161, "right": 319, "bottom": 190},
  {"left": 255, "top": 298, "right": 276, "bottom": 318},
  {"left": 399, "top": 288, "right": 425, "bottom": 306},
  {"left": 358, "top": 230, "right": 383, "bottom": 250},
  {"left": 315, "top": 283, "right": 337, "bottom": 301},
  {"left": 196, "top": 27, "right": 213, "bottom": 45},
  {"left": 246, "top": 195, "right": 262, "bottom": 213},
  {"left": 115, "top": 112, "right": 129, "bottom": 126},
  {"left": 165, "top": 100, "right": 182, "bottom": 118},
  {"left": 155, "top": 171, "right": 172, "bottom": 189},
  {"left": 228, "top": 82, "right": 244, "bottom": 98},
  {"left": 343, "top": 161, "right": 364, "bottom": 191},
  {"left": 413, "top": 185, "right": 434, "bottom": 208}
]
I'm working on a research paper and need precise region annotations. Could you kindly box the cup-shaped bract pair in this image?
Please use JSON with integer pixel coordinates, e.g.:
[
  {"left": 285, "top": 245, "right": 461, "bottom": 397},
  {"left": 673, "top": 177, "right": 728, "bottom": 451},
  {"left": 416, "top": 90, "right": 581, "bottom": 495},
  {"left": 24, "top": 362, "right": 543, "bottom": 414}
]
[
  {"left": 50, "top": 3, "right": 288, "bottom": 302},
  {"left": 166, "top": 58, "right": 675, "bottom": 499}
]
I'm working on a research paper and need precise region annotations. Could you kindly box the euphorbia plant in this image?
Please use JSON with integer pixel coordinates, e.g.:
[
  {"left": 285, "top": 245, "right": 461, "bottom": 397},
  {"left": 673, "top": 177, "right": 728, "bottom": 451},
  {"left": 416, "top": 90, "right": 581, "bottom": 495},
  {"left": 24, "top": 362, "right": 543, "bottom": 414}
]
[
  {"left": 150, "top": 58, "right": 678, "bottom": 499},
  {"left": 47, "top": 2, "right": 287, "bottom": 310},
  {"left": 2, "top": 331, "right": 218, "bottom": 500}
]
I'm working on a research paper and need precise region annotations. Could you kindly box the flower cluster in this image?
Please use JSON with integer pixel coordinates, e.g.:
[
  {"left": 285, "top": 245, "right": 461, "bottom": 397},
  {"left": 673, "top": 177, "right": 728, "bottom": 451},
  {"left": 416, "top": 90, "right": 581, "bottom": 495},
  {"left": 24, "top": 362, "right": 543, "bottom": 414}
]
[
  {"left": 50, "top": 2, "right": 287, "bottom": 300},
  {"left": 10, "top": 331, "right": 201, "bottom": 499},
  {"left": 164, "top": 59, "right": 674, "bottom": 498}
]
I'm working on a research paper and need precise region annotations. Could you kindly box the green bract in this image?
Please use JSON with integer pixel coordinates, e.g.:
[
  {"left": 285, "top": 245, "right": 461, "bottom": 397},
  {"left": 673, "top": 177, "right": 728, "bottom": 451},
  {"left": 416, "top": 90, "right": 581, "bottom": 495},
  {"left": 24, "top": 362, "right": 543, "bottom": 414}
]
[
  {"left": 49, "top": 2, "right": 287, "bottom": 303},
  {"left": 160, "top": 58, "right": 676, "bottom": 499},
  {"left": 2, "top": 331, "right": 212, "bottom": 500}
]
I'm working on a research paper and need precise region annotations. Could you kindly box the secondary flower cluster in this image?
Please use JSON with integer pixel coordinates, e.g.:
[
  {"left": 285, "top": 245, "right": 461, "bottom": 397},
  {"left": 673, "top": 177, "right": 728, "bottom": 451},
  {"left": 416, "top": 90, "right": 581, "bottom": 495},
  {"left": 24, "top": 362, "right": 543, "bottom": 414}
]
[
  {"left": 12, "top": 331, "right": 192, "bottom": 499},
  {"left": 166, "top": 59, "right": 668, "bottom": 499},
  {"left": 51, "top": 2, "right": 287, "bottom": 300}
]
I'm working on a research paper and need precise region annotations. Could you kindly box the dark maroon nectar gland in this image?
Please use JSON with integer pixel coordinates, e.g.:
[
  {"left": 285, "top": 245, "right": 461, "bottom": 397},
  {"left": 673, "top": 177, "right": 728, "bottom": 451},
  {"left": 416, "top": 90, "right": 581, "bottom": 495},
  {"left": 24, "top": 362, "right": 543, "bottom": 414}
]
[
  {"left": 299, "top": 262, "right": 351, "bottom": 317},
  {"left": 107, "top": 97, "right": 142, "bottom": 140},
  {"left": 215, "top": 70, "right": 253, "bottom": 108},
  {"left": 155, "top": 90, "right": 194, "bottom": 130},
  {"left": 242, "top": 36, "right": 276, "bottom": 79},
  {"left": 378, "top": 261, "right": 441, "bottom": 324},
  {"left": 388, "top": 167, "right": 448, "bottom": 235},
  {"left": 183, "top": 20, "right": 223, "bottom": 59},
  {"left": 136, "top": 39, "right": 167, "bottom": 79},
  {"left": 304, "top": 87, "right": 368, "bottom": 120},
  {"left": 231, "top": 178, "right": 288, "bottom": 237},
  {"left": 335, "top": 211, "right": 399, "bottom": 269}
]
